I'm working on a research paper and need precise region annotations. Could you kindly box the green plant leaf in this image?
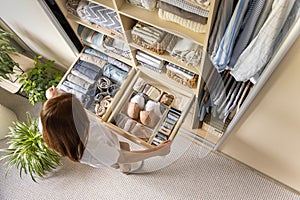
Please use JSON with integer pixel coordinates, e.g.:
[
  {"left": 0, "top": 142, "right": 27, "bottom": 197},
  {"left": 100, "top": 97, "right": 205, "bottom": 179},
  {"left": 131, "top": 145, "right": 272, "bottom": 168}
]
[
  {"left": 0, "top": 112, "right": 62, "bottom": 182},
  {"left": 0, "top": 28, "right": 19, "bottom": 80},
  {"left": 18, "top": 56, "right": 63, "bottom": 105}
]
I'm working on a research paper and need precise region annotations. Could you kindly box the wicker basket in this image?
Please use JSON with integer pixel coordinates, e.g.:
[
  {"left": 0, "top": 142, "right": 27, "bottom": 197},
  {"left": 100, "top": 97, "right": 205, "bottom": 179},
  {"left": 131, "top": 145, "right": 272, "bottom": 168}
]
[
  {"left": 166, "top": 68, "right": 198, "bottom": 88},
  {"left": 131, "top": 23, "right": 173, "bottom": 55}
]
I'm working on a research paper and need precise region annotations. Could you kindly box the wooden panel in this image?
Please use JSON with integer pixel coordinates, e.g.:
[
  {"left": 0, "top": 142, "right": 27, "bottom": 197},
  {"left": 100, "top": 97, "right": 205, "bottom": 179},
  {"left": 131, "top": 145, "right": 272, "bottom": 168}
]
[
  {"left": 118, "top": 3, "right": 206, "bottom": 46},
  {"left": 90, "top": 0, "right": 115, "bottom": 10}
]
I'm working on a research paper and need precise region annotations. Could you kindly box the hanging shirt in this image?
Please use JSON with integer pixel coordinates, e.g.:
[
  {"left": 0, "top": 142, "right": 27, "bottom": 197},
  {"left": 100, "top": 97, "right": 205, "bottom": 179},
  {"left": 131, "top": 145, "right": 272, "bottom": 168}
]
[
  {"left": 80, "top": 114, "right": 120, "bottom": 168},
  {"left": 228, "top": 0, "right": 266, "bottom": 68},
  {"left": 230, "top": 0, "right": 296, "bottom": 82},
  {"left": 210, "top": 0, "right": 250, "bottom": 72},
  {"left": 208, "top": 0, "right": 235, "bottom": 54}
]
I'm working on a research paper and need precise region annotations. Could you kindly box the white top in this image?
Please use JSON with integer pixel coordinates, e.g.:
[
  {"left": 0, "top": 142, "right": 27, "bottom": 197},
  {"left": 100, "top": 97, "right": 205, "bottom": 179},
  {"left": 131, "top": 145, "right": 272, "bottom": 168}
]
[
  {"left": 80, "top": 114, "right": 120, "bottom": 168},
  {"left": 39, "top": 114, "right": 120, "bottom": 168}
]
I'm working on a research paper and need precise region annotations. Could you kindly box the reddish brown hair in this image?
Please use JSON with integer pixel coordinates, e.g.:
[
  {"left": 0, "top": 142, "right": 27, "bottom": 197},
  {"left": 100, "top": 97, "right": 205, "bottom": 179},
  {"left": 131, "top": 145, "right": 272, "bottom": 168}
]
[{"left": 40, "top": 93, "right": 89, "bottom": 162}]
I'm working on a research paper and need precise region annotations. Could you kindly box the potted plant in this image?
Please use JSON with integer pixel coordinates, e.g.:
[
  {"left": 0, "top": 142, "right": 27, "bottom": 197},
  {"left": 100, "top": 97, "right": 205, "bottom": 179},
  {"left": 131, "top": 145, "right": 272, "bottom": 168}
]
[
  {"left": 0, "top": 28, "right": 20, "bottom": 81},
  {"left": 0, "top": 112, "right": 62, "bottom": 182},
  {"left": 17, "top": 56, "right": 64, "bottom": 105}
]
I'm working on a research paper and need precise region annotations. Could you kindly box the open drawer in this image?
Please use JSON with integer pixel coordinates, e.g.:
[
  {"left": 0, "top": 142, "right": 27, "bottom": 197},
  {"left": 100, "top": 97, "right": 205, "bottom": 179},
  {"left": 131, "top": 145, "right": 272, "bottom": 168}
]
[
  {"left": 57, "top": 47, "right": 135, "bottom": 122},
  {"left": 106, "top": 70, "right": 195, "bottom": 148}
]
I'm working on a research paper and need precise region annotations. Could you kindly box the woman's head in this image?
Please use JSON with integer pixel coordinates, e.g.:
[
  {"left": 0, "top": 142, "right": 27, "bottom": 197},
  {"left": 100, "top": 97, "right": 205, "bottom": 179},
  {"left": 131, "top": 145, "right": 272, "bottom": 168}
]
[{"left": 40, "top": 92, "right": 89, "bottom": 162}]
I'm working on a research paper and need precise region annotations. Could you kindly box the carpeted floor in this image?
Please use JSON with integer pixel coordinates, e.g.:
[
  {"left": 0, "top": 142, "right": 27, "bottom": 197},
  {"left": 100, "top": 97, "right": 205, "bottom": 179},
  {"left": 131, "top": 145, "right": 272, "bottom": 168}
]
[{"left": 0, "top": 87, "right": 299, "bottom": 200}]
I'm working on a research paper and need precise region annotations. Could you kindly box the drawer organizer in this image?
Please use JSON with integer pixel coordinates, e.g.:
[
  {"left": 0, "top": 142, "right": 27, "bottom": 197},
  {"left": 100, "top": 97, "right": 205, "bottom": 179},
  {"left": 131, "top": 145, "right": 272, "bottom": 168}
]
[
  {"left": 57, "top": 47, "right": 135, "bottom": 121},
  {"left": 107, "top": 70, "right": 194, "bottom": 148}
]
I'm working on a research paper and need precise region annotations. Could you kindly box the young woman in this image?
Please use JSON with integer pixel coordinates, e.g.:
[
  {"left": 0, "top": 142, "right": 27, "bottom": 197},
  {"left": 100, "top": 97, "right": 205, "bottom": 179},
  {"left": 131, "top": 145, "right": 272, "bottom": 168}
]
[{"left": 39, "top": 86, "right": 171, "bottom": 173}]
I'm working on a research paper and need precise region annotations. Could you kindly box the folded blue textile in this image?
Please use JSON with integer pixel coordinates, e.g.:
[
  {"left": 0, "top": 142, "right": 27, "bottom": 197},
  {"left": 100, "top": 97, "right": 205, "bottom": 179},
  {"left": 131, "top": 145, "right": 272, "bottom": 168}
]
[{"left": 103, "top": 63, "right": 128, "bottom": 85}]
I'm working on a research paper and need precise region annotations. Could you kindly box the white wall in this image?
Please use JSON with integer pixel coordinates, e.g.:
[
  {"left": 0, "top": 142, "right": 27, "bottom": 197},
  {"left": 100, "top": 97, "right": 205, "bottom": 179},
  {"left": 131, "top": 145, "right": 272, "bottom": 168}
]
[{"left": 0, "top": 0, "right": 77, "bottom": 69}]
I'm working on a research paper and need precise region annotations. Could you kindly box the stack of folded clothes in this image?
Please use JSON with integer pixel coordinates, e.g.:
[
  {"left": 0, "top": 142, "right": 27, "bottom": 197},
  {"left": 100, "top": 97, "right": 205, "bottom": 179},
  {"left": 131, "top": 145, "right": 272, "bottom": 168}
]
[
  {"left": 60, "top": 57, "right": 103, "bottom": 109},
  {"left": 131, "top": 22, "right": 173, "bottom": 55},
  {"left": 66, "top": 0, "right": 123, "bottom": 36},
  {"left": 77, "top": 25, "right": 131, "bottom": 59},
  {"left": 166, "top": 36, "right": 203, "bottom": 67},
  {"left": 166, "top": 63, "right": 198, "bottom": 88},
  {"left": 60, "top": 47, "right": 131, "bottom": 117},
  {"left": 157, "top": 0, "right": 209, "bottom": 33},
  {"left": 135, "top": 50, "right": 165, "bottom": 73}
]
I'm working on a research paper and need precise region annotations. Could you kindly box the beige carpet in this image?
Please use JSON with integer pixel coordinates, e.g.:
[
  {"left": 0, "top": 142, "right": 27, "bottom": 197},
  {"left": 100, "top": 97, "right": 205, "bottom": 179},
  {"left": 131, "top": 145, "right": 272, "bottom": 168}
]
[{"left": 0, "top": 135, "right": 299, "bottom": 200}]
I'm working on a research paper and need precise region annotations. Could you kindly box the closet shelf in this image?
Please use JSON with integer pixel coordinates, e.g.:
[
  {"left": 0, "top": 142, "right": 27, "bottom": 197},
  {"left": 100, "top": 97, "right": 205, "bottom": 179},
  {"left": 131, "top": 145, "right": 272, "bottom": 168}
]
[
  {"left": 89, "top": 0, "right": 115, "bottom": 10},
  {"left": 118, "top": 3, "right": 206, "bottom": 46},
  {"left": 67, "top": 14, "right": 124, "bottom": 41},
  {"left": 130, "top": 42, "right": 201, "bottom": 75}
]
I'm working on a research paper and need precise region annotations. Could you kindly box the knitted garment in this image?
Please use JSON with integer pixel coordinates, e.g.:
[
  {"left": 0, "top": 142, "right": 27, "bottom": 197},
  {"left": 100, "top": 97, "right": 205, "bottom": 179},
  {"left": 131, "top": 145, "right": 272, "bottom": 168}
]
[{"left": 158, "top": 9, "right": 207, "bottom": 33}]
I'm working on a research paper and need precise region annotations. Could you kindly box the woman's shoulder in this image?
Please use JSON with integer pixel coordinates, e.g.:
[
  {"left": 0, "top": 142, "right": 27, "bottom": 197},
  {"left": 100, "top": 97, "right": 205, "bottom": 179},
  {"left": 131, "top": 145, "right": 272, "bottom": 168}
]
[
  {"left": 87, "top": 114, "right": 119, "bottom": 141},
  {"left": 87, "top": 114, "right": 108, "bottom": 131}
]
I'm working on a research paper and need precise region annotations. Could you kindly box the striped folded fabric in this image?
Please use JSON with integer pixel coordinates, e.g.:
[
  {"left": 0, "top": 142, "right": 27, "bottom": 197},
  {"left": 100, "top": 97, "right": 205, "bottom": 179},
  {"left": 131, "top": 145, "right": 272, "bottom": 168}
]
[
  {"left": 135, "top": 51, "right": 165, "bottom": 73},
  {"left": 84, "top": 2, "right": 123, "bottom": 33}
]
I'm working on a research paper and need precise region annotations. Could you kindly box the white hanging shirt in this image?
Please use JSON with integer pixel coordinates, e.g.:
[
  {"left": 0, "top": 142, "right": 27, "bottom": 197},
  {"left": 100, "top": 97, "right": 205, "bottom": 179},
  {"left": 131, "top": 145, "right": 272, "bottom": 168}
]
[
  {"left": 80, "top": 114, "right": 120, "bottom": 168},
  {"left": 230, "top": 0, "right": 296, "bottom": 82}
]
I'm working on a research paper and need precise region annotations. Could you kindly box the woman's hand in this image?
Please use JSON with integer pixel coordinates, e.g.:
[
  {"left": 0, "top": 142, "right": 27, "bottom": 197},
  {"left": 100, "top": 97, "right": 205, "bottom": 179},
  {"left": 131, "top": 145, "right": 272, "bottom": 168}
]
[
  {"left": 154, "top": 140, "right": 172, "bottom": 156},
  {"left": 46, "top": 86, "right": 59, "bottom": 99}
]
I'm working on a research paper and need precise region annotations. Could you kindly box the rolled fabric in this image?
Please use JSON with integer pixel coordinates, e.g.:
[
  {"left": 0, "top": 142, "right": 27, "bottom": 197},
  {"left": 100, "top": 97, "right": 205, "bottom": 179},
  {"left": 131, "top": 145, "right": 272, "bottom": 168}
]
[
  {"left": 84, "top": 47, "right": 109, "bottom": 61},
  {"left": 71, "top": 69, "right": 96, "bottom": 84},
  {"left": 62, "top": 80, "right": 89, "bottom": 94},
  {"left": 80, "top": 53, "right": 107, "bottom": 69},
  {"left": 77, "top": 25, "right": 105, "bottom": 47},
  {"left": 67, "top": 73, "right": 93, "bottom": 90},
  {"left": 59, "top": 84, "right": 91, "bottom": 108},
  {"left": 107, "top": 57, "right": 131, "bottom": 72},
  {"left": 74, "top": 61, "right": 100, "bottom": 80},
  {"left": 103, "top": 64, "right": 128, "bottom": 85}
]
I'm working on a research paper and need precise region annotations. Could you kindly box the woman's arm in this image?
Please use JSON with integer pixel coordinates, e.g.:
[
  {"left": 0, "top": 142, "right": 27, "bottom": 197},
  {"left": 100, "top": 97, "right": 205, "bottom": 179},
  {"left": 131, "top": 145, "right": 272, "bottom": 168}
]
[{"left": 117, "top": 140, "right": 171, "bottom": 164}]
